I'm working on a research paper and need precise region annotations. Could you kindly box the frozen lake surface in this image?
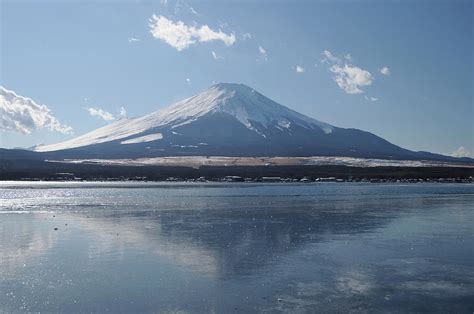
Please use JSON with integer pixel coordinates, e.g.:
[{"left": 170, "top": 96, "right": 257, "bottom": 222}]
[{"left": 0, "top": 182, "right": 473, "bottom": 312}]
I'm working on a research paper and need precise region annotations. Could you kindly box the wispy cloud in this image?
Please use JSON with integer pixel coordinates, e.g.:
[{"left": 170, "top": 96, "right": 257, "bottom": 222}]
[
  {"left": 242, "top": 32, "right": 252, "bottom": 40},
  {"left": 85, "top": 107, "right": 115, "bottom": 121},
  {"left": 379, "top": 66, "right": 390, "bottom": 75},
  {"left": 128, "top": 37, "right": 141, "bottom": 43},
  {"left": 365, "top": 95, "right": 379, "bottom": 102},
  {"left": 322, "top": 50, "right": 373, "bottom": 94},
  {"left": 189, "top": 6, "right": 199, "bottom": 15},
  {"left": 186, "top": 78, "right": 191, "bottom": 84},
  {"left": 296, "top": 65, "right": 305, "bottom": 73},
  {"left": 321, "top": 50, "right": 341, "bottom": 64},
  {"left": 258, "top": 45, "right": 267, "bottom": 60},
  {"left": 211, "top": 50, "right": 222, "bottom": 60},
  {"left": 149, "top": 15, "right": 236, "bottom": 51},
  {"left": 118, "top": 106, "right": 127, "bottom": 118},
  {"left": 0, "top": 86, "right": 72, "bottom": 134},
  {"left": 451, "top": 146, "right": 472, "bottom": 158}
]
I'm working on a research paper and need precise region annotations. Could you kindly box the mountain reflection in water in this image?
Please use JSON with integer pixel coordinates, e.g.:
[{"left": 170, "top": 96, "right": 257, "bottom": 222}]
[{"left": 1, "top": 183, "right": 473, "bottom": 312}]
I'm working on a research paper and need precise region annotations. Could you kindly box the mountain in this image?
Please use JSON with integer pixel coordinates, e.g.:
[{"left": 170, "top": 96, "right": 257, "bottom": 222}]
[{"left": 33, "top": 83, "right": 469, "bottom": 162}]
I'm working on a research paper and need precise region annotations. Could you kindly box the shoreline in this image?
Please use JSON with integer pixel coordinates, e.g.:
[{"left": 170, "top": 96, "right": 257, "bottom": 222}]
[
  {"left": 1, "top": 176, "right": 473, "bottom": 184},
  {"left": 2, "top": 156, "right": 473, "bottom": 183}
]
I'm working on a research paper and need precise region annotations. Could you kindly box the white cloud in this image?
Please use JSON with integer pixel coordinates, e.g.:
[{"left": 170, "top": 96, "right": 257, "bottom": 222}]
[
  {"left": 242, "top": 32, "right": 252, "bottom": 40},
  {"left": 321, "top": 50, "right": 341, "bottom": 64},
  {"left": 365, "top": 95, "right": 379, "bottom": 102},
  {"left": 0, "top": 86, "right": 72, "bottom": 134},
  {"left": 258, "top": 45, "right": 267, "bottom": 60},
  {"left": 330, "top": 64, "right": 373, "bottom": 94},
  {"left": 451, "top": 146, "right": 472, "bottom": 158},
  {"left": 160, "top": 0, "right": 168, "bottom": 5},
  {"left": 118, "top": 106, "right": 127, "bottom": 118},
  {"left": 149, "top": 15, "right": 236, "bottom": 51},
  {"left": 211, "top": 50, "right": 222, "bottom": 60},
  {"left": 85, "top": 107, "right": 115, "bottom": 121},
  {"left": 128, "top": 37, "right": 141, "bottom": 43},
  {"left": 189, "top": 6, "right": 199, "bottom": 15},
  {"left": 379, "top": 66, "right": 390, "bottom": 75},
  {"left": 322, "top": 50, "right": 374, "bottom": 94},
  {"left": 296, "top": 65, "right": 305, "bottom": 73},
  {"left": 186, "top": 78, "right": 191, "bottom": 83}
]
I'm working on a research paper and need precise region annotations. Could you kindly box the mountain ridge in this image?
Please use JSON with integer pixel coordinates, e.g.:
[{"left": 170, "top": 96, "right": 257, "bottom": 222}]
[
  {"left": 35, "top": 83, "right": 334, "bottom": 152},
  {"left": 30, "top": 83, "right": 471, "bottom": 163}
]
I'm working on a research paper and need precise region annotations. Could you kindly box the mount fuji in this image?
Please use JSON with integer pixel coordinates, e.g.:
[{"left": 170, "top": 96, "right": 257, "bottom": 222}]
[{"left": 32, "top": 83, "right": 466, "bottom": 162}]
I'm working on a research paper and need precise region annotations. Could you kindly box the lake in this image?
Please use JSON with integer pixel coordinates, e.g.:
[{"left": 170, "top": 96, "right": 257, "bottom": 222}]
[{"left": 0, "top": 182, "right": 473, "bottom": 313}]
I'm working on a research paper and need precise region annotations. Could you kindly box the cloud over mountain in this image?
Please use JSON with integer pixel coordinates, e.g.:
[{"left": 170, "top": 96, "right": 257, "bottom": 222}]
[
  {"left": 452, "top": 146, "right": 472, "bottom": 158},
  {"left": 322, "top": 50, "right": 373, "bottom": 94},
  {"left": 85, "top": 107, "right": 115, "bottom": 121},
  {"left": 330, "top": 64, "right": 373, "bottom": 94},
  {"left": 149, "top": 15, "right": 236, "bottom": 51}
]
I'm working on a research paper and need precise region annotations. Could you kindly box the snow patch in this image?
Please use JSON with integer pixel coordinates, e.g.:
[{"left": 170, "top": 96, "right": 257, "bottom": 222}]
[
  {"left": 120, "top": 133, "right": 163, "bottom": 144},
  {"left": 172, "top": 145, "right": 198, "bottom": 148},
  {"left": 278, "top": 120, "right": 291, "bottom": 129}
]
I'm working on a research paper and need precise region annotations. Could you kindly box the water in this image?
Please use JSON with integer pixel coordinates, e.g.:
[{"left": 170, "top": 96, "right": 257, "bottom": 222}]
[{"left": 0, "top": 182, "right": 473, "bottom": 313}]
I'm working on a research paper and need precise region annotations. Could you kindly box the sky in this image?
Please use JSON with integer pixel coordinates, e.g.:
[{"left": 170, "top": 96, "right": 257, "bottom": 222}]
[{"left": 0, "top": 0, "right": 472, "bottom": 157}]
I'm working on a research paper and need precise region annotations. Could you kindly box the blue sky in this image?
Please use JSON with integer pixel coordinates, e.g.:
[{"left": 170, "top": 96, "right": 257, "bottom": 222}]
[{"left": 0, "top": 0, "right": 472, "bottom": 157}]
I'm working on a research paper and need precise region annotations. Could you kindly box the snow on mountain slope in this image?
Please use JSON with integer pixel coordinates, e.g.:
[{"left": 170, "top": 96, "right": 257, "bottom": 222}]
[
  {"left": 120, "top": 133, "right": 163, "bottom": 144},
  {"left": 35, "top": 83, "right": 334, "bottom": 152},
  {"left": 35, "top": 117, "right": 147, "bottom": 152}
]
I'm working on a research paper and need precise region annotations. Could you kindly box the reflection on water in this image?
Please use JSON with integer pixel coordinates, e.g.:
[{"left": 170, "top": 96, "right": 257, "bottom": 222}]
[{"left": 0, "top": 183, "right": 473, "bottom": 312}]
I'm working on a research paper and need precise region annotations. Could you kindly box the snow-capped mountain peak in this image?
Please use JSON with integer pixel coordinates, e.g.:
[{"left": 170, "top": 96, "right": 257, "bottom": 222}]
[
  {"left": 36, "top": 83, "right": 333, "bottom": 152},
  {"left": 145, "top": 83, "right": 333, "bottom": 133}
]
